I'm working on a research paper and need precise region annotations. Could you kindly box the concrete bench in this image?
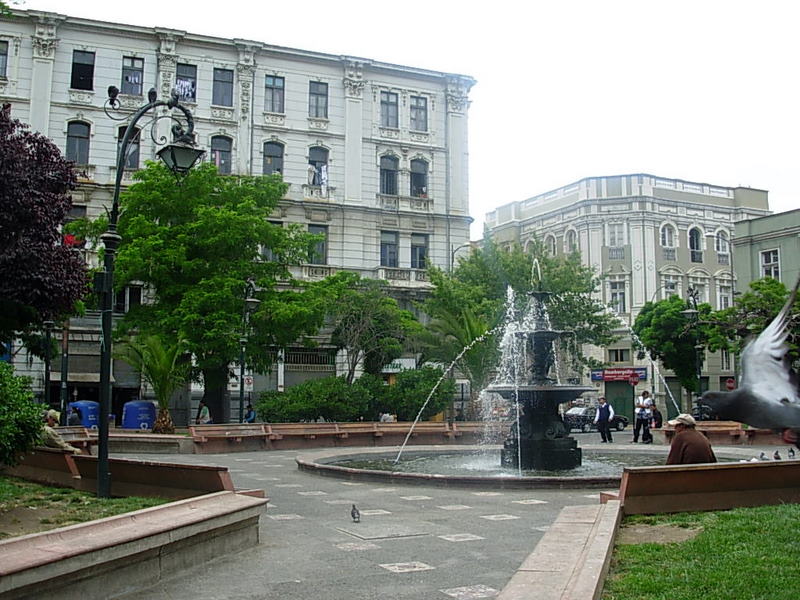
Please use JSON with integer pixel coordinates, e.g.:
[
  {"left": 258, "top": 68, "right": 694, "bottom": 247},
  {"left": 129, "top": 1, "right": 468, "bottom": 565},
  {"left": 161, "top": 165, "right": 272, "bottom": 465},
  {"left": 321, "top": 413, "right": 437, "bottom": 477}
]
[
  {"left": 0, "top": 491, "right": 267, "bottom": 600},
  {"left": 660, "top": 421, "right": 747, "bottom": 445},
  {"left": 2, "top": 447, "right": 80, "bottom": 488},
  {"left": 269, "top": 422, "right": 349, "bottom": 439},
  {"left": 189, "top": 424, "right": 270, "bottom": 443},
  {"left": 607, "top": 461, "right": 800, "bottom": 515}
]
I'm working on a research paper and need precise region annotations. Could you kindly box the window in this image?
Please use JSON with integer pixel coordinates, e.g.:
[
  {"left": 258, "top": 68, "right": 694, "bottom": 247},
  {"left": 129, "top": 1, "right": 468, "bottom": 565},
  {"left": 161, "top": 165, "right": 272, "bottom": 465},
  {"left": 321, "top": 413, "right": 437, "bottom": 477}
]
[
  {"left": 761, "top": 249, "right": 780, "bottom": 279},
  {"left": 380, "top": 156, "right": 399, "bottom": 195},
  {"left": 410, "top": 159, "right": 428, "bottom": 197},
  {"left": 210, "top": 136, "right": 232, "bottom": 174},
  {"left": 121, "top": 56, "right": 143, "bottom": 95},
  {"left": 380, "top": 231, "right": 398, "bottom": 267},
  {"left": 608, "top": 348, "right": 630, "bottom": 363},
  {"left": 689, "top": 228, "right": 703, "bottom": 262},
  {"left": 263, "top": 141, "right": 283, "bottom": 176},
  {"left": 380, "top": 91, "right": 398, "bottom": 128},
  {"left": 265, "top": 75, "right": 285, "bottom": 113},
  {"left": 566, "top": 230, "right": 578, "bottom": 253},
  {"left": 308, "top": 146, "right": 328, "bottom": 186},
  {"left": 715, "top": 231, "right": 729, "bottom": 253},
  {"left": 71, "top": 50, "right": 95, "bottom": 90},
  {"left": 411, "top": 234, "right": 428, "bottom": 269},
  {"left": 114, "top": 285, "right": 142, "bottom": 313},
  {"left": 261, "top": 221, "right": 283, "bottom": 263},
  {"left": 0, "top": 41, "right": 9, "bottom": 78},
  {"left": 212, "top": 68, "right": 234, "bottom": 106},
  {"left": 718, "top": 284, "right": 732, "bottom": 310},
  {"left": 410, "top": 95, "right": 427, "bottom": 131},
  {"left": 175, "top": 63, "right": 197, "bottom": 102},
  {"left": 309, "top": 81, "right": 328, "bottom": 118},
  {"left": 308, "top": 224, "right": 328, "bottom": 265},
  {"left": 660, "top": 224, "right": 676, "bottom": 247},
  {"left": 66, "top": 121, "right": 90, "bottom": 164},
  {"left": 117, "top": 125, "right": 140, "bottom": 169},
  {"left": 689, "top": 280, "right": 707, "bottom": 304},
  {"left": 610, "top": 280, "right": 626, "bottom": 313},
  {"left": 662, "top": 275, "right": 680, "bottom": 299},
  {"left": 607, "top": 223, "right": 624, "bottom": 247},
  {"left": 721, "top": 349, "right": 732, "bottom": 371},
  {"left": 545, "top": 235, "right": 556, "bottom": 256}
]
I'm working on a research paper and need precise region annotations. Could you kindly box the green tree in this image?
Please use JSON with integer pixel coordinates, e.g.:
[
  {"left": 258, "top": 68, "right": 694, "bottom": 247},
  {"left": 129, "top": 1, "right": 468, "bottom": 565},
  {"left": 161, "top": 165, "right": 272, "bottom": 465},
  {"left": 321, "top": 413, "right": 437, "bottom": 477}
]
[
  {"left": 0, "top": 362, "right": 42, "bottom": 466},
  {"left": 422, "top": 236, "right": 618, "bottom": 410},
  {"left": 633, "top": 295, "right": 713, "bottom": 394},
  {"left": 329, "top": 277, "right": 422, "bottom": 383},
  {"left": 114, "top": 334, "right": 189, "bottom": 434},
  {"left": 114, "top": 162, "right": 328, "bottom": 423},
  {"left": 707, "top": 277, "right": 800, "bottom": 360}
]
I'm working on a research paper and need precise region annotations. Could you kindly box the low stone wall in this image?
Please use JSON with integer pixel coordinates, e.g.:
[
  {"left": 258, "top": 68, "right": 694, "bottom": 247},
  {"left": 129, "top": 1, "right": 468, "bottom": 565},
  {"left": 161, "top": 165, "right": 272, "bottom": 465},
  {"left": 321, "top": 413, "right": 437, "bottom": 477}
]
[
  {"left": 0, "top": 491, "right": 267, "bottom": 600},
  {"left": 498, "top": 501, "right": 621, "bottom": 600}
]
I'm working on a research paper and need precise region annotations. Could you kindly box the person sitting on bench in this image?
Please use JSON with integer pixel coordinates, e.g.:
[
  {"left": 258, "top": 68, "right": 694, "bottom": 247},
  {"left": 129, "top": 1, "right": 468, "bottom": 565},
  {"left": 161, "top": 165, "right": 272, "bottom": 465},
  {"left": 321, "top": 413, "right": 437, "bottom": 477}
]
[
  {"left": 666, "top": 414, "right": 716, "bottom": 465},
  {"left": 42, "top": 409, "right": 81, "bottom": 454}
]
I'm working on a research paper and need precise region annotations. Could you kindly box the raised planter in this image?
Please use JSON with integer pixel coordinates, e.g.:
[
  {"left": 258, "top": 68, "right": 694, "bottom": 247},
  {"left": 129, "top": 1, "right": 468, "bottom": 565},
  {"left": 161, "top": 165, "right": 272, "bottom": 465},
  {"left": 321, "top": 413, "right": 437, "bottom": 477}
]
[{"left": 0, "top": 491, "right": 267, "bottom": 600}]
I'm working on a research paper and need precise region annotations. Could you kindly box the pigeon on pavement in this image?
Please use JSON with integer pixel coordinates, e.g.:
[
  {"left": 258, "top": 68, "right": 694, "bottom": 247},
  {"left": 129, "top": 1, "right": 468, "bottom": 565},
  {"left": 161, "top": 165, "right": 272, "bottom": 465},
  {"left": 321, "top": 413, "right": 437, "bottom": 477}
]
[
  {"left": 759, "top": 451, "right": 768, "bottom": 461},
  {"left": 789, "top": 447, "right": 796, "bottom": 459},
  {"left": 773, "top": 450, "right": 782, "bottom": 460},
  {"left": 700, "top": 277, "right": 800, "bottom": 430},
  {"left": 351, "top": 504, "right": 360, "bottom": 523}
]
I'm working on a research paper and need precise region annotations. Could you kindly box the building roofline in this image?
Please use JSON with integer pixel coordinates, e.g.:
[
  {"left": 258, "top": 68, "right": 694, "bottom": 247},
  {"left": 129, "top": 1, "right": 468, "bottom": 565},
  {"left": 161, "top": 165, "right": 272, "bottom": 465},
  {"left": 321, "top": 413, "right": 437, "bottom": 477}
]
[{"left": 13, "top": 9, "right": 475, "bottom": 84}]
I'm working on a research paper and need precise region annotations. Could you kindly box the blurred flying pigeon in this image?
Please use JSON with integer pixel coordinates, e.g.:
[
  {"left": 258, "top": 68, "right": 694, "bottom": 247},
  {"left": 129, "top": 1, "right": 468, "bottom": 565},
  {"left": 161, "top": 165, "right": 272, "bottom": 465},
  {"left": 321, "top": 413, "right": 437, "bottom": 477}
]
[
  {"left": 351, "top": 504, "right": 360, "bottom": 523},
  {"left": 759, "top": 452, "right": 768, "bottom": 461},
  {"left": 700, "top": 277, "right": 800, "bottom": 430},
  {"left": 789, "top": 447, "right": 796, "bottom": 459},
  {"left": 774, "top": 450, "right": 782, "bottom": 460}
]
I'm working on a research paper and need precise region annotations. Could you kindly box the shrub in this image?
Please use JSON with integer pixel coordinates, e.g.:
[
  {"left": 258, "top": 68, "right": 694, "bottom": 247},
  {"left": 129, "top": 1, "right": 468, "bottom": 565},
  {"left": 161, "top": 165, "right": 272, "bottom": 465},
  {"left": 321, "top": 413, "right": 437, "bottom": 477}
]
[
  {"left": 0, "top": 362, "right": 43, "bottom": 466},
  {"left": 256, "top": 376, "right": 370, "bottom": 422},
  {"left": 384, "top": 366, "right": 454, "bottom": 421}
]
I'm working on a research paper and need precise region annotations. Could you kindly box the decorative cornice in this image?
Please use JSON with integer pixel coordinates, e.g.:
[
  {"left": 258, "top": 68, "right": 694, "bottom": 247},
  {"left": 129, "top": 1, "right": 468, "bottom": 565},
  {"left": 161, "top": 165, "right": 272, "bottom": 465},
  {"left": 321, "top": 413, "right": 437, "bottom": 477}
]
[
  {"left": 31, "top": 13, "right": 65, "bottom": 59},
  {"left": 445, "top": 75, "right": 471, "bottom": 114},
  {"left": 343, "top": 59, "right": 367, "bottom": 99}
]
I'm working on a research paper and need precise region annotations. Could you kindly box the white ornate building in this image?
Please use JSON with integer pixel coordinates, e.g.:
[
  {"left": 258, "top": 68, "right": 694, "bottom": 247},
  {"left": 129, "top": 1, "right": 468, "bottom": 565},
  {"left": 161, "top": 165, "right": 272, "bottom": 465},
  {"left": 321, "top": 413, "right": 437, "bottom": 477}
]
[
  {"left": 1, "top": 10, "right": 474, "bottom": 421},
  {"left": 485, "top": 173, "right": 770, "bottom": 420}
]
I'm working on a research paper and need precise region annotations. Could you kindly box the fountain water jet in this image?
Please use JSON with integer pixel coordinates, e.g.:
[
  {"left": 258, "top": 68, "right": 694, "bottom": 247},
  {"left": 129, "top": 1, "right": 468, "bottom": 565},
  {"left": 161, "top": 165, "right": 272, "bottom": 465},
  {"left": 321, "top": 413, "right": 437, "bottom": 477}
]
[{"left": 487, "top": 264, "right": 593, "bottom": 470}]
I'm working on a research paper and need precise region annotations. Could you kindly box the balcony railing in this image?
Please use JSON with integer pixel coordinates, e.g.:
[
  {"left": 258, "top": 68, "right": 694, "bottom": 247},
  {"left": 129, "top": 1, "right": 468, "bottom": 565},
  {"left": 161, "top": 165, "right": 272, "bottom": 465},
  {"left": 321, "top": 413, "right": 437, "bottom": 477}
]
[
  {"left": 608, "top": 247, "right": 625, "bottom": 260},
  {"left": 690, "top": 250, "right": 703, "bottom": 263},
  {"left": 717, "top": 252, "right": 730, "bottom": 265},
  {"left": 377, "top": 194, "right": 432, "bottom": 213},
  {"left": 662, "top": 247, "right": 676, "bottom": 261}
]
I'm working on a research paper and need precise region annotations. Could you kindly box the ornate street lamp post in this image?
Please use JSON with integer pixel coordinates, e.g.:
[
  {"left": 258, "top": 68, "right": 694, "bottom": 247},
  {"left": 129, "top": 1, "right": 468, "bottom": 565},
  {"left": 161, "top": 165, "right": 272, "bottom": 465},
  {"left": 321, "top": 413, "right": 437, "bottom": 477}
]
[
  {"left": 42, "top": 320, "right": 54, "bottom": 408},
  {"left": 680, "top": 287, "right": 702, "bottom": 414},
  {"left": 97, "top": 87, "right": 204, "bottom": 498},
  {"left": 238, "top": 280, "right": 260, "bottom": 423}
]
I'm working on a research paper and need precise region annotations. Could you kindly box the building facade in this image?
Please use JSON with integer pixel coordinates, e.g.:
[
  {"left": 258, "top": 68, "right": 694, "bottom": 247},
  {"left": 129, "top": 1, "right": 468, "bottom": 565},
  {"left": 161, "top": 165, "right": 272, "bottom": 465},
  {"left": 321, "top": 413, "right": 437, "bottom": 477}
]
[
  {"left": 734, "top": 208, "right": 800, "bottom": 292},
  {"left": 1, "top": 10, "right": 474, "bottom": 421},
  {"left": 485, "top": 173, "right": 770, "bottom": 420}
]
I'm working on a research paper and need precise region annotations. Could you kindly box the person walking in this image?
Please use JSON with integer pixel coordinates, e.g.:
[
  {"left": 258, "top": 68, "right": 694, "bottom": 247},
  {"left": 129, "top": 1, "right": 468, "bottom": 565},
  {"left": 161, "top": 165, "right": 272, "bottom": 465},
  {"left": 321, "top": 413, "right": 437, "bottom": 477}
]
[
  {"left": 632, "top": 390, "right": 653, "bottom": 443},
  {"left": 666, "top": 414, "right": 716, "bottom": 464},
  {"left": 593, "top": 397, "right": 614, "bottom": 443}
]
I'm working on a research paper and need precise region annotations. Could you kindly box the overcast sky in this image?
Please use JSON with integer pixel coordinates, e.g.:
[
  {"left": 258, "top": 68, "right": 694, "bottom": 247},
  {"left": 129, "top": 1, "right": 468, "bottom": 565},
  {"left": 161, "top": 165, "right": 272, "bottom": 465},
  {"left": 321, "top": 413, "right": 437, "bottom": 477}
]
[{"left": 20, "top": 0, "right": 800, "bottom": 238}]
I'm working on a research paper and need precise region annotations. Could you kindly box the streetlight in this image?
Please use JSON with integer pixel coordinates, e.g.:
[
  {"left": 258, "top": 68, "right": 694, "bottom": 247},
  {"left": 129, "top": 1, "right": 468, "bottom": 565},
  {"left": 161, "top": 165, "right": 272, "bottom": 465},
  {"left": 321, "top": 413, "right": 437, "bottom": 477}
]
[
  {"left": 239, "top": 280, "right": 260, "bottom": 423},
  {"left": 42, "top": 320, "right": 54, "bottom": 408},
  {"left": 450, "top": 242, "right": 472, "bottom": 272},
  {"left": 680, "top": 287, "right": 702, "bottom": 414},
  {"left": 97, "top": 86, "right": 204, "bottom": 498}
]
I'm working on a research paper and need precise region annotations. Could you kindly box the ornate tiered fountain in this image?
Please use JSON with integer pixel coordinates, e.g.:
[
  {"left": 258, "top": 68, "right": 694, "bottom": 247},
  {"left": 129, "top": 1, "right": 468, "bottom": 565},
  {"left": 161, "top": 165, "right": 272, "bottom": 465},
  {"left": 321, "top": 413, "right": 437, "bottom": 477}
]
[{"left": 488, "top": 278, "right": 593, "bottom": 471}]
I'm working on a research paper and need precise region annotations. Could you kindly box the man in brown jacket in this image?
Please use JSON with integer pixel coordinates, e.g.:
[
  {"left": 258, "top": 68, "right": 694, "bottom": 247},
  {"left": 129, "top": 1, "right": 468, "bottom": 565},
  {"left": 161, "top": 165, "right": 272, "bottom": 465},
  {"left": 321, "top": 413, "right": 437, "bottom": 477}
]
[{"left": 666, "top": 414, "right": 716, "bottom": 465}]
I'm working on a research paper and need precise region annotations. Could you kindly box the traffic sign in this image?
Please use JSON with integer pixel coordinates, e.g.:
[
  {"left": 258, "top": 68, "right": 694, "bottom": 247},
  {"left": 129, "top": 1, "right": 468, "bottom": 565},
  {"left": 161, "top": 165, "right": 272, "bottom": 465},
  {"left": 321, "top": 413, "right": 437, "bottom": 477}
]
[
  {"left": 725, "top": 378, "right": 736, "bottom": 391},
  {"left": 244, "top": 375, "right": 254, "bottom": 392},
  {"left": 628, "top": 374, "right": 640, "bottom": 386}
]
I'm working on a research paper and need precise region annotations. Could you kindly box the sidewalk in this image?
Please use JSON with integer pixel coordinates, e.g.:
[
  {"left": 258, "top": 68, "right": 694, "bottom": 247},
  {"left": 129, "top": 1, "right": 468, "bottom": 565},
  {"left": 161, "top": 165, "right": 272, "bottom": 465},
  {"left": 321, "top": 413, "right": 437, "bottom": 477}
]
[{"left": 120, "top": 433, "right": 795, "bottom": 600}]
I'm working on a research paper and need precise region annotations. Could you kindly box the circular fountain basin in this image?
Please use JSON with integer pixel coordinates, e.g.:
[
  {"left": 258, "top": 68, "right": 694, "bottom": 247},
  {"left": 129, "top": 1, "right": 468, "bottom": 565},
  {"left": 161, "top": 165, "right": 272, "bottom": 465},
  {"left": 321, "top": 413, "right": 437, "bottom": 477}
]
[{"left": 295, "top": 445, "right": 679, "bottom": 489}]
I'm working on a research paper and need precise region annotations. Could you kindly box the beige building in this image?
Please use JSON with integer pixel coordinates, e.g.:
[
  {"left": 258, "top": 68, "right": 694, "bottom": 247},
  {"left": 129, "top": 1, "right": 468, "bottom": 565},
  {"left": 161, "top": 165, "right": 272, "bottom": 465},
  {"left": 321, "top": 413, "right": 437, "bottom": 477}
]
[
  {"left": 1, "top": 10, "right": 474, "bottom": 421},
  {"left": 485, "top": 173, "right": 770, "bottom": 420}
]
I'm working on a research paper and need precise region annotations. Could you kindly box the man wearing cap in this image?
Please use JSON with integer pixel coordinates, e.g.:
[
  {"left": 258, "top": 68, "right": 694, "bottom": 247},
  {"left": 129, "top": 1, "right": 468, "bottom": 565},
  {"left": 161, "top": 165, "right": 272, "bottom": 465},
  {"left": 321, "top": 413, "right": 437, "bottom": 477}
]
[
  {"left": 42, "top": 410, "right": 82, "bottom": 454},
  {"left": 666, "top": 414, "right": 716, "bottom": 465}
]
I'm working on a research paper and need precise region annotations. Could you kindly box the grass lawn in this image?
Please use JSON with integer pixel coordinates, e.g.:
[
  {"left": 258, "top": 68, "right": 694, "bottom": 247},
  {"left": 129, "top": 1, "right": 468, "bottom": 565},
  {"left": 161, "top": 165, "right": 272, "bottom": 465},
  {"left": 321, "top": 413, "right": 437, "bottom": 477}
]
[
  {"left": 603, "top": 503, "right": 800, "bottom": 600},
  {"left": 0, "top": 475, "right": 167, "bottom": 539}
]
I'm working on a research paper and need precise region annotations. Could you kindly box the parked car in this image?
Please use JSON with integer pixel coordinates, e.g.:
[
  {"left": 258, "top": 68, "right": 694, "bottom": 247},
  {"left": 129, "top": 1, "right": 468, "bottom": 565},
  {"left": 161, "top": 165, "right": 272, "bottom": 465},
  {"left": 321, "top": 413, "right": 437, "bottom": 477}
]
[{"left": 563, "top": 406, "right": 629, "bottom": 433}]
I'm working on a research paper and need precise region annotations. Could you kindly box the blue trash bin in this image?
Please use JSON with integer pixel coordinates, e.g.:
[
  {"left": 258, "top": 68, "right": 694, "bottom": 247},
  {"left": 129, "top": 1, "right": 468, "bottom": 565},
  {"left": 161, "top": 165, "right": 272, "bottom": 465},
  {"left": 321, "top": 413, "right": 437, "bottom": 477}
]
[
  {"left": 68, "top": 400, "right": 99, "bottom": 429},
  {"left": 122, "top": 400, "right": 156, "bottom": 430}
]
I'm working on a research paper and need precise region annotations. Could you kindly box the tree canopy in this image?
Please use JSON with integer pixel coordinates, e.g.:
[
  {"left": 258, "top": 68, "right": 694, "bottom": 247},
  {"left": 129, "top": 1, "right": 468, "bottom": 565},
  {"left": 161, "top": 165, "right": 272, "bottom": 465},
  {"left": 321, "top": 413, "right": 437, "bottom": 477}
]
[
  {"left": 114, "top": 162, "right": 332, "bottom": 422},
  {"left": 0, "top": 104, "right": 88, "bottom": 341}
]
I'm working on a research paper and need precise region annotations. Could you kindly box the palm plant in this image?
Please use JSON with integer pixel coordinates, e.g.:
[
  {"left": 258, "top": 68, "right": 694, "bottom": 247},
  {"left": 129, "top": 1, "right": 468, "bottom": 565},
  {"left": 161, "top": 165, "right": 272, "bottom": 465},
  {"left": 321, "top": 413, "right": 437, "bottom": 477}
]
[{"left": 115, "top": 334, "right": 189, "bottom": 434}]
